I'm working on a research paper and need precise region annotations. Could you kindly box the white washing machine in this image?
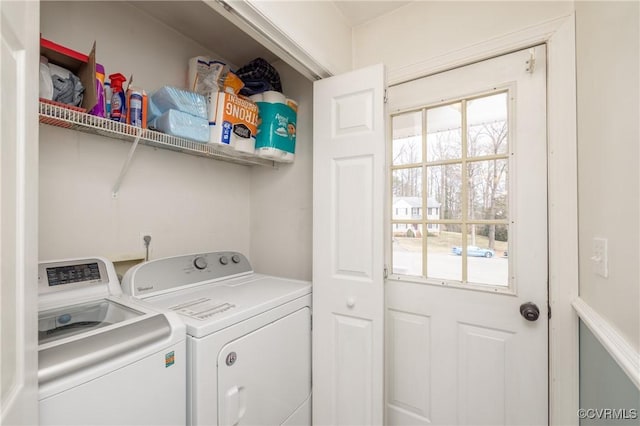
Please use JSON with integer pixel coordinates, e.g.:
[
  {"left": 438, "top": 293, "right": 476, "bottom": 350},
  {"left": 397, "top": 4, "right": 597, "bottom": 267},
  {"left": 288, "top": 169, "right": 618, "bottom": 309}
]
[
  {"left": 121, "top": 251, "right": 312, "bottom": 426},
  {"left": 38, "top": 257, "right": 187, "bottom": 426}
]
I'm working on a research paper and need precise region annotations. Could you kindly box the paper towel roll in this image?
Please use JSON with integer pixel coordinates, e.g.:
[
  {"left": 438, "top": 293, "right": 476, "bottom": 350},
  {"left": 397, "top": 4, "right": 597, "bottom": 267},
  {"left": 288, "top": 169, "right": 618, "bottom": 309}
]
[
  {"left": 207, "top": 92, "right": 228, "bottom": 148},
  {"left": 256, "top": 147, "right": 282, "bottom": 161},
  {"left": 249, "top": 93, "right": 263, "bottom": 102},
  {"left": 233, "top": 138, "right": 256, "bottom": 155},
  {"left": 262, "top": 90, "right": 286, "bottom": 104},
  {"left": 285, "top": 98, "right": 298, "bottom": 113},
  {"left": 281, "top": 152, "right": 295, "bottom": 163}
]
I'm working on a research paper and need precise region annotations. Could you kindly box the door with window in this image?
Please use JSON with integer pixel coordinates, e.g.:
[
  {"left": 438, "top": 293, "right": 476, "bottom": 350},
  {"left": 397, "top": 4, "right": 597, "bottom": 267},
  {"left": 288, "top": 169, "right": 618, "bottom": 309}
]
[{"left": 386, "top": 46, "right": 548, "bottom": 425}]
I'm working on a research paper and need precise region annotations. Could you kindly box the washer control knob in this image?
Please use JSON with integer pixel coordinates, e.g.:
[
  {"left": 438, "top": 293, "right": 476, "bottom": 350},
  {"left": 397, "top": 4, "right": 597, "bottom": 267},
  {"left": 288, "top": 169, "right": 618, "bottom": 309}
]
[
  {"left": 231, "top": 254, "right": 241, "bottom": 264},
  {"left": 219, "top": 256, "right": 229, "bottom": 265},
  {"left": 193, "top": 256, "right": 208, "bottom": 270}
]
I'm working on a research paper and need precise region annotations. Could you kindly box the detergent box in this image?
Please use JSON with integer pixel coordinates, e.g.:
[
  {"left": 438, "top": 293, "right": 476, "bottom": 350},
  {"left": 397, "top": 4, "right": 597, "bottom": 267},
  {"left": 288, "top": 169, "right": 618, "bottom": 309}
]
[
  {"left": 40, "top": 37, "right": 97, "bottom": 112},
  {"left": 208, "top": 91, "right": 258, "bottom": 155}
]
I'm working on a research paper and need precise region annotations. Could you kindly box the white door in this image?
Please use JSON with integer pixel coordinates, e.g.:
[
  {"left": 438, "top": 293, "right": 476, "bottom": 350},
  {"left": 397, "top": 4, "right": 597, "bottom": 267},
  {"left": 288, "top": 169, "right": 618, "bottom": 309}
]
[
  {"left": 312, "top": 64, "right": 386, "bottom": 425},
  {"left": 0, "top": 1, "right": 40, "bottom": 424},
  {"left": 386, "top": 46, "right": 548, "bottom": 425}
]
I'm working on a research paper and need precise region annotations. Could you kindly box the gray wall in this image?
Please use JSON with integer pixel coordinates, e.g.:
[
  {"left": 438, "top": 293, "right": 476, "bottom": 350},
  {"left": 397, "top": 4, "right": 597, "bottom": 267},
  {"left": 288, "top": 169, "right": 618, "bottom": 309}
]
[{"left": 580, "top": 322, "right": 640, "bottom": 425}]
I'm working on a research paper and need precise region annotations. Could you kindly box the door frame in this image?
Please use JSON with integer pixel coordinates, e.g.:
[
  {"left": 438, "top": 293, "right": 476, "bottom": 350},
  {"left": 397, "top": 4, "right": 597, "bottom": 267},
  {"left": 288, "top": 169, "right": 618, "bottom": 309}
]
[
  {"left": 386, "top": 14, "right": 579, "bottom": 426},
  {"left": 0, "top": 0, "right": 40, "bottom": 424}
]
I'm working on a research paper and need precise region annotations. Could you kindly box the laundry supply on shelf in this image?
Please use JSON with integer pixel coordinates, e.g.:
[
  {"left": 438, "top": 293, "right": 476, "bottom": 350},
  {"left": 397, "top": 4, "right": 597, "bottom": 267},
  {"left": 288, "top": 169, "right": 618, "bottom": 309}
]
[
  {"left": 39, "top": 37, "right": 98, "bottom": 112},
  {"left": 188, "top": 56, "right": 244, "bottom": 96},
  {"left": 108, "top": 73, "right": 127, "bottom": 122},
  {"left": 208, "top": 91, "right": 258, "bottom": 154},
  {"left": 124, "top": 75, "right": 148, "bottom": 128},
  {"left": 149, "top": 109, "right": 209, "bottom": 143},
  {"left": 235, "top": 57, "right": 282, "bottom": 96},
  {"left": 89, "top": 63, "right": 106, "bottom": 118},
  {"left": 46, "top": 61, "right": 84, "bottom": 107},
  {"left": 146, "top": 86, "right": 209, "bottom": 143},
  {"left": 150, "top": 86, "right": 208, "bottom": 120},
  {"left": 254, "top": 91, "right": 297, "bottom": 163},
  {"left": 51, "top": 72, "right": 84, "bottom": 107},
  {"left": 104, "top": 81, "right": 112, "bottom": 118},
  {"left": 39, "top": 56, "right": 54, "bottom": 100}
]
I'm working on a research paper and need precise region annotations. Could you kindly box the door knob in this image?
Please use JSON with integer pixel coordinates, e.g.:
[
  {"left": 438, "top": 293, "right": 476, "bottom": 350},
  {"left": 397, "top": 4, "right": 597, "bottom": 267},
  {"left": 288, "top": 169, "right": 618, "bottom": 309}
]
[{"left": 520, "top": 302, "right": 540, "bottom": 321}]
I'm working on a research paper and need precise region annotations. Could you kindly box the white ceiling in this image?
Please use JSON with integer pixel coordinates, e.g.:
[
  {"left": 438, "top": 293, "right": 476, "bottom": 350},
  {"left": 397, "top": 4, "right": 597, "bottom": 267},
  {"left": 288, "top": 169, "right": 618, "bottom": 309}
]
[{"left": 333, "top": 1, "right": 412, "bottom": 27}]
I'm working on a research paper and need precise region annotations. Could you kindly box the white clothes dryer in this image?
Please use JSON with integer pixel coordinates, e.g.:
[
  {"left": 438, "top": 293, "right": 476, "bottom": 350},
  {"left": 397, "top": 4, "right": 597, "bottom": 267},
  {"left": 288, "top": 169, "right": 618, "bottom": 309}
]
[
  {"left": 38, "top": 257, "right": 187, "bottom": 426},
  {"left": 122, "top": 251, "right": 312, "bottom": 426}
]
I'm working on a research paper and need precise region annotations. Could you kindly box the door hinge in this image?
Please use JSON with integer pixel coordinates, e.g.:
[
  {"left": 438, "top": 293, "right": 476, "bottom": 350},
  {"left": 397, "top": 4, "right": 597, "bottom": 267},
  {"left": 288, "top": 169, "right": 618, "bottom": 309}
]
[
  {"left": 383, "top": 265, "right": 389, "bottom": 279},
  {"left": 548, "top": 303, "right": 552, "bottom": 319},
  {"left": 525, "top": 49, "right": 536, "bottom": 74},
  {"left": 384, "top": 88, "right": 388, "bottom": 104}
]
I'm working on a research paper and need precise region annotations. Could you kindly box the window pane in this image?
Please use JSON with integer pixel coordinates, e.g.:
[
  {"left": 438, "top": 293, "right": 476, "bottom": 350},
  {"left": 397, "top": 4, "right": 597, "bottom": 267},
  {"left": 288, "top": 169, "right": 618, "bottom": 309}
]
[
  {"left": 467, "top": 159, "right": 509, "bottom": 220},
  {"left": 426, "top": 164, "right": 461, "bottom": 220},
  {"left": 393, "top": 112, "right": 422, "bottom": 165},
  {"left": 467, "top": 93, "right": 508, "bottom": 158},
  {"left": 392, "top": 224, "right": 423, "bottom": 276},
  {"left": 465, "top": 224, "right": 509, "bottom": 286},
  {"left": 426, "top": 224, "right": 462, "bottom": 282},
  {"left": 426, "top": 103, "right": 462, "bottom": 162},
  {"left": 393, "top": 168, "right": 423, "bottom": 220}
]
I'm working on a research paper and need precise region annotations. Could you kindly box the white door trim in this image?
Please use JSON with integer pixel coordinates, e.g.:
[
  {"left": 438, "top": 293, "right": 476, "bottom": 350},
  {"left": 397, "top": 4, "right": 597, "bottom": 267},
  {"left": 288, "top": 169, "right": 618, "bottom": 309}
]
[
  {"left": 207, "top": 0, "right": 332, "bottom": 80},
  {"left": 386, "top": 14, "right": 579, "bottom": 426},
  {"left": 0, "top": 0, "right": 40, "bottom": 423}
]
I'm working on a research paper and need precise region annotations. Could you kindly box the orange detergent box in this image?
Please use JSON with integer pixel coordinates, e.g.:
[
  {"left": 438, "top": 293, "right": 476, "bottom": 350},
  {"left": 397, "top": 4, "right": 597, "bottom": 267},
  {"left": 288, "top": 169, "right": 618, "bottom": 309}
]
[{"left": 208, "top": 91, "right": 258, "bottom": 155}]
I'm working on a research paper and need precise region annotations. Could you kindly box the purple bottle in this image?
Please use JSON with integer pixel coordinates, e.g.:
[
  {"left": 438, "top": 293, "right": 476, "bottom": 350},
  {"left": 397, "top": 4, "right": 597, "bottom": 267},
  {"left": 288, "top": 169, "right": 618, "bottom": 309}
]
[{"left": 89, "top": 63, "right": 106, "bottom": 117}]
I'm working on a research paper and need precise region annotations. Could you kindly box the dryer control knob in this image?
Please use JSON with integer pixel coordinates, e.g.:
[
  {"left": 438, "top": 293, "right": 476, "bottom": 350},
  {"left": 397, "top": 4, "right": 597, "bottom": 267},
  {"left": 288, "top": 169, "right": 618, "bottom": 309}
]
[
  {"left": 219, "top": 256, "right": 229, "bottom": 265},
  {"left": 231, "top": 254, "right": 241, "bottom": 264},
  {"left": 193, "top": 256, "right": 208, "bottom": 270}
]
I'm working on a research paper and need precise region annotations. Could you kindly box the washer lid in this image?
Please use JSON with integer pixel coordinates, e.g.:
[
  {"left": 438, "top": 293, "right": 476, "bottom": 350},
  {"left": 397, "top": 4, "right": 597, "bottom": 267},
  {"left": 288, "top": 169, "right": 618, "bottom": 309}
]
[{"left": 38, "top": 299, "right": 144, "bottom": 346}]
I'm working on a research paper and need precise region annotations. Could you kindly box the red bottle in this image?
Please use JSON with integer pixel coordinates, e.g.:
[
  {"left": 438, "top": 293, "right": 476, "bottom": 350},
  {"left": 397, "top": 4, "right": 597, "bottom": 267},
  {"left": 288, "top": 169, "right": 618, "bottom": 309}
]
[{"left": 109, "top": 73, "right": 127, "bottom": 122}]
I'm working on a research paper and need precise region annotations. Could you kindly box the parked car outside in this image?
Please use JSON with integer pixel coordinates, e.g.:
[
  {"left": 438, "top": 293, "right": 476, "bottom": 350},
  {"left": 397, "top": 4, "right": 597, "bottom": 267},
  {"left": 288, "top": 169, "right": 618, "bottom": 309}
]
[{"left": 451, "top": 245, "right": 495, "bottom": 258}]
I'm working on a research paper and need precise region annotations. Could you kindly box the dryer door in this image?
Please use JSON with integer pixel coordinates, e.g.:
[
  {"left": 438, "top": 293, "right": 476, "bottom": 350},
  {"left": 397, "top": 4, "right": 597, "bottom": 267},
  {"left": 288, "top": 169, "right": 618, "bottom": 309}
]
[{"left": 217, "top": 307, "right": 311, "bottom": 426}]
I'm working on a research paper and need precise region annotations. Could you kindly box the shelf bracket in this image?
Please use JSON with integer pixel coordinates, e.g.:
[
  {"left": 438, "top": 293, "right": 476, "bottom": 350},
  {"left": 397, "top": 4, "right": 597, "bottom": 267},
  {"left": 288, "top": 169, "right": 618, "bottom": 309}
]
[{"left": 112, "top": 128, "right": 146, "bottom": 198}]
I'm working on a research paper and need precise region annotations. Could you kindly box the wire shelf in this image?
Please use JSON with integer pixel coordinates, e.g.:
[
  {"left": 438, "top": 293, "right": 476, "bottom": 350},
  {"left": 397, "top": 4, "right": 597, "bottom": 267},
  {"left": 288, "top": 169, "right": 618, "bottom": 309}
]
[{"left": 39, "top": 101, "right": 276, "bottom": 168}]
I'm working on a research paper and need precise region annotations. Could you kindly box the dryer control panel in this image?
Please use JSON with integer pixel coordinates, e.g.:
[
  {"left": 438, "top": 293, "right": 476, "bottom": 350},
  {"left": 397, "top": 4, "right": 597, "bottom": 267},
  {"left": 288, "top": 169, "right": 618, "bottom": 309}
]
[{"left": 122, "top": 251, "right": 253, "bottom": 298}]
